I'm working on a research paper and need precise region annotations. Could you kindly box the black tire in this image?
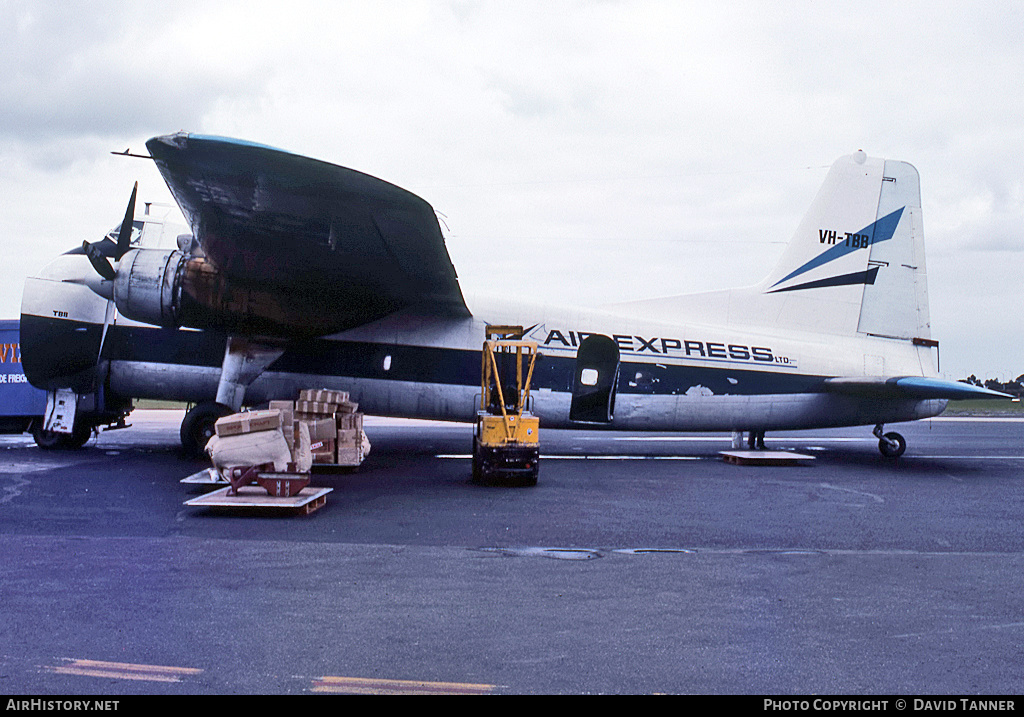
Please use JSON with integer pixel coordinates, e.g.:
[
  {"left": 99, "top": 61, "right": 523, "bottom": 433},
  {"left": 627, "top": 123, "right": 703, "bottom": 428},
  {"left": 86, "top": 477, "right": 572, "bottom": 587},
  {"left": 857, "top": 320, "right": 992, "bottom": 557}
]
[
  {"left": 66, "top": 422, "right": 94, "bottom": 449},
  {"left": 511, "top": 466, "right": 539, "bottom": 488},
  {"left": 32, "top": 426, "right": 68, "bottom": 450},
  {"left": 180, "top": 401, "right": 233, "bottom": 457},
  {"left": 878, "top": 431, "right": 906, "bottom": 459},
  {"left": 32, "top": 422, "right": 92, "bottom": 450},
  {"left": 471, "top": 437, "right": 483, "bottom": 484},
  {"left": 472, "top": 438, "right": 539, "bottom": 487}
]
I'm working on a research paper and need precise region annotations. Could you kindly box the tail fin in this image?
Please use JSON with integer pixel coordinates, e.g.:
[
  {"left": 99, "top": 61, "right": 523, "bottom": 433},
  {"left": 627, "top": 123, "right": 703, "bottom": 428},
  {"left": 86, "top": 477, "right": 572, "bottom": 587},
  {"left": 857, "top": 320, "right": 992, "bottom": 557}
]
[
  {"left": 757, "top": 152, "right": 929, "bottom": 340},
  {"left": 611, "top": 152, "right": 931, "bottom": 343}
]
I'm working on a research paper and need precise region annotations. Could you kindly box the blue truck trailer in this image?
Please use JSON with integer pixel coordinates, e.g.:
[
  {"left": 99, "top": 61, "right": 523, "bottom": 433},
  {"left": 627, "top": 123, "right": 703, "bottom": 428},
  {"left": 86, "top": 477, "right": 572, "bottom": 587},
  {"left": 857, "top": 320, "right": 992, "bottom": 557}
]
[
  {"left": 0, "top": 319, "right": 47, "bottom": 435},
  {"left": 1, "top": 319, "right": 132, "bottom": 447}
]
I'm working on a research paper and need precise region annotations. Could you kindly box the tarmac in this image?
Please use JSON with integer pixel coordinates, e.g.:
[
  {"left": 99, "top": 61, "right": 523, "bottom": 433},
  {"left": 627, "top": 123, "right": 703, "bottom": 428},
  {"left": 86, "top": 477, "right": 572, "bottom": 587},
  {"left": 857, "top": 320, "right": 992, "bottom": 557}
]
[{"left": 1, "top": 411, "right": 1023, "bottom": 695}]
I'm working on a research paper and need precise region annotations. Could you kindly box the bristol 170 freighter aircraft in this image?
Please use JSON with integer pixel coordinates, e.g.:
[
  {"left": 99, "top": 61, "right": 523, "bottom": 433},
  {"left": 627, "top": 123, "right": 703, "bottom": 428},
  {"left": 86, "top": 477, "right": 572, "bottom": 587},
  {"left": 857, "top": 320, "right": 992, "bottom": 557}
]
[{"left": 19, "top": 133, "right": 1009, "bottom": 458}]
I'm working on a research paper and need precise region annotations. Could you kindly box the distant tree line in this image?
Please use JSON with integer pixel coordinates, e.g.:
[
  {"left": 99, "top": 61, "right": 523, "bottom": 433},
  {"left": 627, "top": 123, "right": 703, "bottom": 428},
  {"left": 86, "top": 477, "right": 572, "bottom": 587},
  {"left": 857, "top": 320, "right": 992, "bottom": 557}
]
[{"left": 960, "top": 374, "right": 1024, "bottom": 397}]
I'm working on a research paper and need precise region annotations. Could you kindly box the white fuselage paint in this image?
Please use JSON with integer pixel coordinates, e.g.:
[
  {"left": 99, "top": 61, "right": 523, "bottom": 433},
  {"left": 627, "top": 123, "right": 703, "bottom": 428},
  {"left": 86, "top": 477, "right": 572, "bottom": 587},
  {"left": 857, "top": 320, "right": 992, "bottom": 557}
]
[{"left": 101, "top": 291, "right": 946, "bottom": 432}]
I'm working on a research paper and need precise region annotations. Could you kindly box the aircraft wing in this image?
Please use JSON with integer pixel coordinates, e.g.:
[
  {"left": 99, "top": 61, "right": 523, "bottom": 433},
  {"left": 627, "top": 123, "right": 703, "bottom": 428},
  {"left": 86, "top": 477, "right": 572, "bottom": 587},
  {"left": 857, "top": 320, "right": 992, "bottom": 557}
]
[
  {"left": 145, "top": 133, "right": 470, "bottom": 329},
  {"left": 823, "top": 376, "right": 1014, "bottom": 401}
]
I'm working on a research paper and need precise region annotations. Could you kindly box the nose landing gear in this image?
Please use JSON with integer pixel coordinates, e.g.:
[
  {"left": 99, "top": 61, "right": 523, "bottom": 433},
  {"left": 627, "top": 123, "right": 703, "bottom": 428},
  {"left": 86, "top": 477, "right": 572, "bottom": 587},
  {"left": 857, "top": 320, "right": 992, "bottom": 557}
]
[{"left": 874, "top": 424, "right": 906, "bottom": 458}]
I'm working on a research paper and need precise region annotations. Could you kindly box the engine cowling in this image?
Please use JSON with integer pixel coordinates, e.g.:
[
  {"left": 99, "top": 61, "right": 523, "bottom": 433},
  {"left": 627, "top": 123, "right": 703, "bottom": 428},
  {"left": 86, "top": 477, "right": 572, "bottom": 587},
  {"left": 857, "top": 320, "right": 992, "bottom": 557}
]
[
  {"left": 113, "top": 248, "right": 186, "bottom": 327},
  {"left": 111, "top": 248, "right": 380, "bottom": 337}
]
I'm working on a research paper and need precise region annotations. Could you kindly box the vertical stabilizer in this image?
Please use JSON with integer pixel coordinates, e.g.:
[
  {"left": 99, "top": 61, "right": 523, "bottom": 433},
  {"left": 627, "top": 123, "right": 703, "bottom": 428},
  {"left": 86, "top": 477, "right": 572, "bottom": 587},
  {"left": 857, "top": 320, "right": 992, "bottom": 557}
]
[
  {"left": 760, "top": 152, "right": 886, "bottom": 298},
  {"left": 749, "top": 152, "right": 934, "bottom": 374},
  {"left": 753, "top": 152, "right": 923, "bottom": 337},
  {"left": 611, "top": 152, "right": 932, "bottom": 349}
]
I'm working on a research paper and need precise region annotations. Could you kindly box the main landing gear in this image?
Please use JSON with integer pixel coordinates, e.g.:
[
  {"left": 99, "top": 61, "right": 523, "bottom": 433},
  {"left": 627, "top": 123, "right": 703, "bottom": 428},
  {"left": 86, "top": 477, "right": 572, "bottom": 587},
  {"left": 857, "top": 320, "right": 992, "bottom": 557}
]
[
  {"left": 179, "top": 336, "right": 285, "bottom": 457},
  {"left": 874, "top": 424, "right": 906, "bottom": 459},
  {"left": 180, "top": 401, "right": 233, "bottom": 457}
]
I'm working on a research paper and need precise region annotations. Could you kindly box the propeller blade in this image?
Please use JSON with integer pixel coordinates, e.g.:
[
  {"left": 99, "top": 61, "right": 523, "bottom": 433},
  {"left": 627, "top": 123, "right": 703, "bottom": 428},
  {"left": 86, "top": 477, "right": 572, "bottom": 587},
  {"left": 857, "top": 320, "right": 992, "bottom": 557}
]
[
  {"left": 82, "top": 241, "right": 116, "bottom": 281},
  {"left": 97, "top": 294, "right": 117, "bottom": 361},
  {"left": 116, "top": 182, "right": 138, "bottom": 259}
]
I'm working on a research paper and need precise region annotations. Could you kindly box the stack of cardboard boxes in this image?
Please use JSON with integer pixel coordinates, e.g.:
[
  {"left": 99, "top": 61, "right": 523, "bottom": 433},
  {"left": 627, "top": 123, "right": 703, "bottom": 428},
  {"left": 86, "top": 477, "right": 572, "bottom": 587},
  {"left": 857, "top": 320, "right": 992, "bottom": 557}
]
[
  {"left": 208, "top": 408, "right": 296, "bottom": 473},
  {"left": 270, "top": 389, "right": 369, "bottom": 467}
]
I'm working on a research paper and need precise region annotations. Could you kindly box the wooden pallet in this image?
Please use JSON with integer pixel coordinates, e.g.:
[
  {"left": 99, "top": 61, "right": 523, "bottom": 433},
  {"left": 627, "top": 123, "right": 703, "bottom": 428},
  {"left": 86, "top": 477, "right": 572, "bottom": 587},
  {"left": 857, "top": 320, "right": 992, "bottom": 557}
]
[
  {"left": 181, "top": 467, "right": 227, "bottom": 485},
  {"left": 719, "top": 450, "right": 815, "bottom": 466},
  {"left": 184, "top": 485, "right": 332, "bottom": 514}
]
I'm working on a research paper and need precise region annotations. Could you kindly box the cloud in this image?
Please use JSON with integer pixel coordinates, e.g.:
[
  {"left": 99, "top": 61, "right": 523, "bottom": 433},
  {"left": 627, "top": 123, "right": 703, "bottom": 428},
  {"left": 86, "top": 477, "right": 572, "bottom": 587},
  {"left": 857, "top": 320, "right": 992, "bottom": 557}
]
[
  {"left": 0, "top": 2, "right": 274, "bottom": 151},
  {"left": 0, "top": 0, "right": 1021, "bottom": 379}
]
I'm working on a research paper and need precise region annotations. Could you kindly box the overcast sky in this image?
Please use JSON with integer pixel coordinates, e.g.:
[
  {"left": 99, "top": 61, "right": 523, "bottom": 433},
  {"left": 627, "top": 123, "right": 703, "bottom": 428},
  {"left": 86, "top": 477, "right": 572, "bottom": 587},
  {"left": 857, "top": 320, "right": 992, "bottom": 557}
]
[{"left": 1, "top": 1, "right": 1021, "bottom": 380}]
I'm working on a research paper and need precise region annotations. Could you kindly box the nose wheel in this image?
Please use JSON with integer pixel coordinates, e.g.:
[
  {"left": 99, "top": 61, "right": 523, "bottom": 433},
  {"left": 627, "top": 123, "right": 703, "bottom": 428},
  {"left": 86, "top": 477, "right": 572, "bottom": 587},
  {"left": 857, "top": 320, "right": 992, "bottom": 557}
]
[
  {"left": 874, "top": 424, "right": 906, "bottom": 458},
  {"left": 32, "top": 421, "right": 94, "bottom": 450}
]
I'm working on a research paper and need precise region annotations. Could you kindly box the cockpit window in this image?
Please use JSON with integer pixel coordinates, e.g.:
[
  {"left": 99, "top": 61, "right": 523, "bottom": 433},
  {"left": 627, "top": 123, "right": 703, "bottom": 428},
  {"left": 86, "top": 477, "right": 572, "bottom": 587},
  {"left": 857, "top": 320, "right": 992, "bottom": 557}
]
[{"left": 105, "top": 220, "right": 145, "bottom": 246}]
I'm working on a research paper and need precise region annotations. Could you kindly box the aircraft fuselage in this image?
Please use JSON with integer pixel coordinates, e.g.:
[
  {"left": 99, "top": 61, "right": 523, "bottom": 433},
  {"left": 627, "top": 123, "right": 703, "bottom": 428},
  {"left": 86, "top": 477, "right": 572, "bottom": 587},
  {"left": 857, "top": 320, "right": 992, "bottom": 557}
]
[{"left": 20, "top": 281, "right": 946, "bottom": 434}]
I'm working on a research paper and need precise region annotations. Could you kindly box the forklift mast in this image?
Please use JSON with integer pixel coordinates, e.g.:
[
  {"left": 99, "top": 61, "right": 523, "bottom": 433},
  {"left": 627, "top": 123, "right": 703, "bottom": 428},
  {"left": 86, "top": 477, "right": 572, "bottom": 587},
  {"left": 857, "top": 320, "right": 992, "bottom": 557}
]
[
  {"left": 480, "top": 325, "right": 536, "bottom": 421},
  {"left": 473, "top": 325, "right": 540, "bottom": 486}
]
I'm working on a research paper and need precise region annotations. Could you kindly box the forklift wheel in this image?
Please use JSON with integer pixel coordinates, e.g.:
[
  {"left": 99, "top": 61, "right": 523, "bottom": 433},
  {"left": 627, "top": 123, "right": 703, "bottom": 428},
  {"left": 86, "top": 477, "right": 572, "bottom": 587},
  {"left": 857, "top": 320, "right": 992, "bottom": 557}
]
[{"left": 471, "top": 437, "right": 538, "bottom": 487}]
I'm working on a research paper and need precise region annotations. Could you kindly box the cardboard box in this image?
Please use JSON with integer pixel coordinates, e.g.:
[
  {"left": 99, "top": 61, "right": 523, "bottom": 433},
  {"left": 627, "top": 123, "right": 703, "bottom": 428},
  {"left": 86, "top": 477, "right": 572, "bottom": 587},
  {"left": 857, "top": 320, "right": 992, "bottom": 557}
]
[
  {"left": 310, "top": 436, "right": 335, "bottom": 452},
  {"left": 310, "top": 437, "right": 336, "bottom": 463},
  {"left": 337, "top": 428, "right": 361, "bottom": 446},
  {"left": 269, "top": 400, "right": 294, "bottom": 422},
  {"left": 336, "top": 444, "right": 364, "bottom": 466},
  {"left": 335, "top": 400, "right": 359, "bottom": 414},
  {"left": 301, "top": 417, "right": 336, "bottom": 443},
  {"left": 336, "top": 412, "right": 363, "bottom": 431},
  {"left": 269, "top": 401, "right": 296, "bottom": 449},
  {"left": 298, "top": 389, "right": 349, "bottom": 404},
  {"left": 214, "top": 409, "right": 282, "bottom": 437},
  {"left": 335, "top": 428, "right": 364, "bottom": 466},
  {"left": 295, "top": 400, "right": 340, "bottom": 416}
]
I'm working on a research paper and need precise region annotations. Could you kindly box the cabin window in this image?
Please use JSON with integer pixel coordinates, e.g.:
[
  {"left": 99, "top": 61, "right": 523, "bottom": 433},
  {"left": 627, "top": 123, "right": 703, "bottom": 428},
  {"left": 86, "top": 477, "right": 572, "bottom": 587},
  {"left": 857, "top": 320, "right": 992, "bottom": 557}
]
[
  {"left": 383, "top": 355, "right": 392, "bottom": 371},
  {"left": 580, "top": 368, "right": 599, "bottom": 386}
]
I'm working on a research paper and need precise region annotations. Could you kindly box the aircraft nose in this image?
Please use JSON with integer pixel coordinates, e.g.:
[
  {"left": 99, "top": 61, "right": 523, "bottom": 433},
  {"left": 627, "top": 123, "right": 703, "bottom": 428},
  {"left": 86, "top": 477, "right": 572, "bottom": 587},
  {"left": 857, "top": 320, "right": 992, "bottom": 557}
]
[{"left": 20, "top": 279, "right": 104, "bottom": 394}]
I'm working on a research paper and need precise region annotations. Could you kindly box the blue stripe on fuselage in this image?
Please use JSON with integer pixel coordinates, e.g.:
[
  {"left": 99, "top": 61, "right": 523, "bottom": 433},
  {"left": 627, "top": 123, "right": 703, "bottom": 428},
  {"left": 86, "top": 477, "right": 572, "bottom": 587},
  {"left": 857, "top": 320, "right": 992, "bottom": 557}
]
[
  {"left": 97, "top": 323, "right": 823, "bottom": 398},
  {"left": 21, "top": 317, "right": 829, "bottom": 400}
]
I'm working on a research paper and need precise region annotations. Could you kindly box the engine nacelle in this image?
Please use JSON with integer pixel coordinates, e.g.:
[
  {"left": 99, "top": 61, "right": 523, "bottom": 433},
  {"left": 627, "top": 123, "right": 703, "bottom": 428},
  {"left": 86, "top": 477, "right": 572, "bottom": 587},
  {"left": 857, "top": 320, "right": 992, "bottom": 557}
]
[
  {"left": 111, "top": 248, "right": 366, "bottom": 337},
  {"left": 113, "top": 248, "right": 186, "bottom": 327}
]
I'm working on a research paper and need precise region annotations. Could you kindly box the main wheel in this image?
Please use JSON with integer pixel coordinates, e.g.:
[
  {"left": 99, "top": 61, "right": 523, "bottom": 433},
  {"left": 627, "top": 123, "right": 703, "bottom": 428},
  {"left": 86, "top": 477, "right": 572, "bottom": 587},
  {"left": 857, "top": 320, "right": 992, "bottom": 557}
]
[
  {"left": 180, "top": 401, "right": 233, "bottom": 457},
  {"left": 878, "top": 431, "right": 906, "bottom": 458}
]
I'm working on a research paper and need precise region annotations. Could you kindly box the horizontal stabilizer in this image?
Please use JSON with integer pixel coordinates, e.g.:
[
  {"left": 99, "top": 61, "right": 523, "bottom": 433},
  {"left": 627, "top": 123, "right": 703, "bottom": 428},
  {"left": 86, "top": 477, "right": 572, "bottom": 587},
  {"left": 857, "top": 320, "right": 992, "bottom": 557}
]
[{"left": 824, "top": 376, "right": 1013, "bottom": 401}]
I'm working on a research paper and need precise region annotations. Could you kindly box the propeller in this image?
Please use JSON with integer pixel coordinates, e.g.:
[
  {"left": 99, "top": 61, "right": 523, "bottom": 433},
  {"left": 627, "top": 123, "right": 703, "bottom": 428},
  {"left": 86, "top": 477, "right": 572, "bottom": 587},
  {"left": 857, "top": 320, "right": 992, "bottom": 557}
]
[
  {"left": 81, "top": 182, "right": 138, "bottom": 368},
  {"left": 82, "top": 181, "right": 137, "bottom": 282}
]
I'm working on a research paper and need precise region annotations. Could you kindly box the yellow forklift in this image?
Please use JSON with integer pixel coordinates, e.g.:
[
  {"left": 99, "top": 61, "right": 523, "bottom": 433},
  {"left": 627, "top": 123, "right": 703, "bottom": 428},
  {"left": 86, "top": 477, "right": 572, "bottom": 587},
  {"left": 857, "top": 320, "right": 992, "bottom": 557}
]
[{"left": 472, "top": 326, "right": 540, "bottom": 486}]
